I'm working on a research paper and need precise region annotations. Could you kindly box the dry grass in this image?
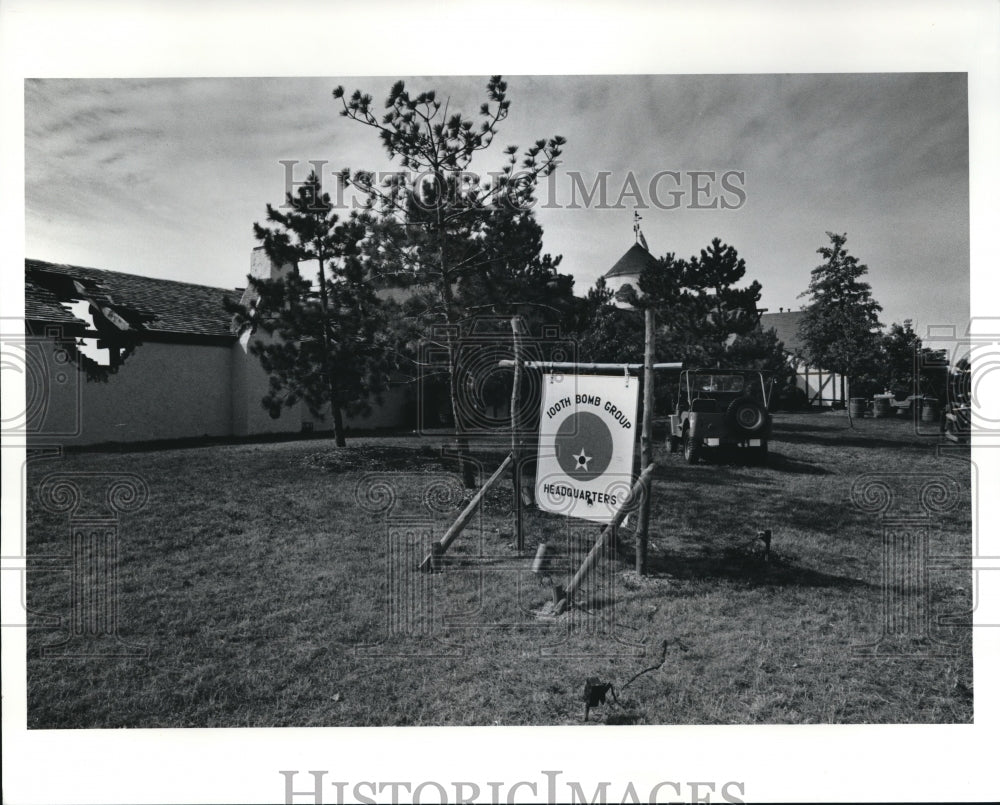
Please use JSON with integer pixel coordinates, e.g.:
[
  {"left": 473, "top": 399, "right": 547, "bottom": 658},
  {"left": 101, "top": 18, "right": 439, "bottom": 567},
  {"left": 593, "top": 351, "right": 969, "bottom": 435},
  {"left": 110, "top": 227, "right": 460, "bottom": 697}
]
[{"left": 25, "top": 410, "right": 973, "bottom": 727}]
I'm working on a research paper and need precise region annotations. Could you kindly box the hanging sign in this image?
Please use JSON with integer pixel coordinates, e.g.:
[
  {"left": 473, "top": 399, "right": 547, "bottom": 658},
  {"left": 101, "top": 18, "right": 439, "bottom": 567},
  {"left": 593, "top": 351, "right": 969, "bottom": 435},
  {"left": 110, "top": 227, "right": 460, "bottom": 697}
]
[{"left": 535, "top": 373, "right": 639, "bottom": 523}]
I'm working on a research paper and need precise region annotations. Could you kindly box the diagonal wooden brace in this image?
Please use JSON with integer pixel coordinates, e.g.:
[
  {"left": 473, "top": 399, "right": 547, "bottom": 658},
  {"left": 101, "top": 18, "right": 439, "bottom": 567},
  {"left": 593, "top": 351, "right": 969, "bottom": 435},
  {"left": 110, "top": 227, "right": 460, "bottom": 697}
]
[
  {"left": 418, "top": 452, "right": 514, "bottom": 572},
  {"left": 553, "top": 462, "right": 657, "bottom": 614}
]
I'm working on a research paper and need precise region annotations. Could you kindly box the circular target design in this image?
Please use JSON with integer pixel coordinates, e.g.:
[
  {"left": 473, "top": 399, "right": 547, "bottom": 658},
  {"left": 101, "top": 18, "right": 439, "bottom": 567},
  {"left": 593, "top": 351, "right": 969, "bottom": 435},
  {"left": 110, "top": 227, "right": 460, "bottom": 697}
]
[{"left": 555, "top": 411, "right": 614, "bottom": 481}]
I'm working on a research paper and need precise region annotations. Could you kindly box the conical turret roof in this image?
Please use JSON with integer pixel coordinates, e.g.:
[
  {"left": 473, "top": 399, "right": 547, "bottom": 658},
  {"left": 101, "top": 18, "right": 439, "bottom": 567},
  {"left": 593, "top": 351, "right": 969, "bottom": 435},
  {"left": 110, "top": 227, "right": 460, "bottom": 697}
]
[{"left": 603, "top": 242, "right": 660, "bottom": 280}]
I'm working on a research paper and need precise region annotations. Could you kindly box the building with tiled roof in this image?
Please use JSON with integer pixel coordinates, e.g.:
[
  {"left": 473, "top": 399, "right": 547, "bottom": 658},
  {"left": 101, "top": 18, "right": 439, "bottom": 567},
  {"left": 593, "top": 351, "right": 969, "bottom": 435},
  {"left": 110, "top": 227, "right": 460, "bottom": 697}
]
[
  {"left": 21, "top": 250, "right": 407, "bottom": 445},
  {"left": 758, "top": 309, "right": 847, "bottom": 407},
  {"left": 603, "top": 242, "right": 661, "bottom": 281},
  {"left": 26, "top": 258, "right": 241, "bottom": 343},
  {"left": 600, "top": 240, "right": 662, "bottom": 308},
  {"left": 758, "top": 310, "right": 808, "bottom": 358}
]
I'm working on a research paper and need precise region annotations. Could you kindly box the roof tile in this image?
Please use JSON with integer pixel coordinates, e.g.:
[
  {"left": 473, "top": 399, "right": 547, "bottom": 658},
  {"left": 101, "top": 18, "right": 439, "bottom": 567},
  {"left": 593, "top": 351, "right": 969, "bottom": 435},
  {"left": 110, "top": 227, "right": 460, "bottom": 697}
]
[
  {"left": 603, "top": 242, "right": 661, "bottom": 280},
  {"left": 25, "top": 259, "right": 240, "bottom": 339},
  {"left": 759, "top": 310, "right": 808, "bottom": 357}
]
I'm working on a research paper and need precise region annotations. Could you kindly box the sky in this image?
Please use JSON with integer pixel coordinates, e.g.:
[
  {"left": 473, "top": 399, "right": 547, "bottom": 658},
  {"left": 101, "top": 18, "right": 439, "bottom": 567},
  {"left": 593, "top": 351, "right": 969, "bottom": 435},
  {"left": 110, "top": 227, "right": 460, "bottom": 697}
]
[{"left": 24, "top": 73, "right": 970, "bottom": 335}]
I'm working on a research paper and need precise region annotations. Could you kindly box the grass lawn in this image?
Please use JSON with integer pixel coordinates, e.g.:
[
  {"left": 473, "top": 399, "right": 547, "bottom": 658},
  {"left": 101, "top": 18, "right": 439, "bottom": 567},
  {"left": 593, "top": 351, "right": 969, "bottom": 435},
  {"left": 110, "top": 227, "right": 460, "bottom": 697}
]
[{"left": 25, "top": 410, "right": 973, "bottom": 727}]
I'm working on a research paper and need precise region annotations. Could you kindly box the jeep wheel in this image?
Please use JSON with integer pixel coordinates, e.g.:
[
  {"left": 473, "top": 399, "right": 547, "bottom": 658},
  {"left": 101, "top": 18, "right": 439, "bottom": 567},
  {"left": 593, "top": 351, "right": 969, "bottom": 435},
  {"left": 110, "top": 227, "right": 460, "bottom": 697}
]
[
  {"left": 667, "top": 434, "right": 681, "bottom": 453},
  {"left": 683, "top": 431, "right": 702, "bottom": 464},
  {"left": 727, "top": 397, "right": 767, "bottom": 435}
]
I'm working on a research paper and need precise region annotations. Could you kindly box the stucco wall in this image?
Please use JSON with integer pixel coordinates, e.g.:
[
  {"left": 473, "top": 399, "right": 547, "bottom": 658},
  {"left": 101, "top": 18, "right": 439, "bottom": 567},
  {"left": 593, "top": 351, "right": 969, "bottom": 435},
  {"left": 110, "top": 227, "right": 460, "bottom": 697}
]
[
  {"left": 24, "top": 331, "right": 410, "bottom": 446},
  {"left": 29, "top": 339, "right": 233, "bottom": 445},
  {"left": 230, "top": 334, "right": 306, "bottom": 437}
]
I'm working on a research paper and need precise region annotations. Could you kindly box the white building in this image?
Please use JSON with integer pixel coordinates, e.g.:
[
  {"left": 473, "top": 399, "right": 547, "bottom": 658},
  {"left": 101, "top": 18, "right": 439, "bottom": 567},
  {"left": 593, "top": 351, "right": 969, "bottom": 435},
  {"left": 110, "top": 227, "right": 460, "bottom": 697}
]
[
  {"left": 22, "top": 250, "right": 409, "bottom": 446},
  {"left": 759, "top": 310, "right": 849, "bottom": 407}
]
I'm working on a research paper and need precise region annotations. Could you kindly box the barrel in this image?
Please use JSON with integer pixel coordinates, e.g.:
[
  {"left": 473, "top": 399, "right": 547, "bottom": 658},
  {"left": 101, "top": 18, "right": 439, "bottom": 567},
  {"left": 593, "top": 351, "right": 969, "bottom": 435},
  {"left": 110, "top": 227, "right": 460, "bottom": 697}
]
[
  {"left": 921, "top": 397, "right": 941, "bottom": 423},
  {"left": 873, "top": 394, "right": 894, "bottom": 418},
  {"left": 849, "top": 398, "right": 867, "bottom": 418}
]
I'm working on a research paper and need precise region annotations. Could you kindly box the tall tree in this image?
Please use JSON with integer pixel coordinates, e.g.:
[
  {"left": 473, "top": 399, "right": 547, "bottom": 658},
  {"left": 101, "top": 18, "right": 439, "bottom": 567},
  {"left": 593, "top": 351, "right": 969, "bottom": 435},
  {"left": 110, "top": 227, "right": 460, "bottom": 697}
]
[
  {"left": 456, "top": 203, "right": 574, "bottom": 325},
  {"left": 726, "top": 326, "right": 792, "bottom": 374},
  {"left": 567, "top": 240, "right": 767, "bottom": 412},
  {"left": 798, "top": 232, "right": 883, "bottom": 425},
  {"left": 683, "top": 238, "right": 763, "bottom": 354},
  {"left": 637, "top": 239, "right": 764, "bottom": 369},
  {"left": 571, "top": 275, "right": 645, "bottom": 364},
  {"left": 333, "top": 76, "right": 565, "bottom": 486},
  {"left": 229, "top": 171, "right": 392, "bottom": 447},
  {"left": 881, "top": 319, "right": 921, "bottom": 397}
]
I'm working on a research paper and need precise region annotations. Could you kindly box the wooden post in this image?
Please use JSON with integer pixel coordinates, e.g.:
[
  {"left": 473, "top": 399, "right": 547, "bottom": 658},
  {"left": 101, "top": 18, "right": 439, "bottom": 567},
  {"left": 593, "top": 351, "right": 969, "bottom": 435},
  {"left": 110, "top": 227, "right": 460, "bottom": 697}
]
[
  {"left": 510, "top": 316, "right": 525, "bottom": 553},
  {"left": 636, "top": 306, "right": 655, "bottom": 576},
  {"left": 418, "top": 453, "right": 514, "bottom": 572},
  {"left": 554, "top": 462, "right": 656, "bottom": 614}
]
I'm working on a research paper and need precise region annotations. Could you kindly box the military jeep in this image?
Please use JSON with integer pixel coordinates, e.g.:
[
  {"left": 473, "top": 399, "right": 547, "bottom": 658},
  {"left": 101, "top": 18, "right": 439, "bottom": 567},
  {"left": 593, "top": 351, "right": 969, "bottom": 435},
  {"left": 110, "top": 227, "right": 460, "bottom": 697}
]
[{"left": 667, "top": 369, "right": 774, "bottom": 465}]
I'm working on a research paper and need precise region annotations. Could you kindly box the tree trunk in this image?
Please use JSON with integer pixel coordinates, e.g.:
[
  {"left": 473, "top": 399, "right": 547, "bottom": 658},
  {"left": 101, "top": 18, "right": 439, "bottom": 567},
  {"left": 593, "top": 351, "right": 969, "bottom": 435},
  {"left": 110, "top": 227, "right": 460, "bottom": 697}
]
[
  {"left": 434, "top": 173, "right": 476, "bottom": 489},
  {"left": 331, "top": 404, "right": 346, "bottom": 448},
  {"left": 845, "top": 373, "right": 854, "bottom": 428},
  {"left": 439, "top": 297, "right": 475, "bottom": 488},
  {"left": 315, "top": 253, "right": 346, "bottom": 447}
]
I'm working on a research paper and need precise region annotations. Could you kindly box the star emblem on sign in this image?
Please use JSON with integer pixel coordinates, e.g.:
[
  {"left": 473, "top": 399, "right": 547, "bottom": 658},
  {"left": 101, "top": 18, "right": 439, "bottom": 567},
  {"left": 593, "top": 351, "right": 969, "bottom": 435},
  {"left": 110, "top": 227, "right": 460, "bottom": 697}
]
[{"left": 555, "top": 411, "right": 614, "bottom": 481}]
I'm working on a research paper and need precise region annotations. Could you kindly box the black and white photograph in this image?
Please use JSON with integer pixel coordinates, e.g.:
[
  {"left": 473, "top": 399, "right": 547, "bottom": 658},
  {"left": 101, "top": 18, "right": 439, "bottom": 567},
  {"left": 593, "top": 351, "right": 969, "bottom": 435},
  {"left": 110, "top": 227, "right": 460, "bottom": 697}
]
[{"left": 3, "top": 2, "right": 998, "bottom": 804}]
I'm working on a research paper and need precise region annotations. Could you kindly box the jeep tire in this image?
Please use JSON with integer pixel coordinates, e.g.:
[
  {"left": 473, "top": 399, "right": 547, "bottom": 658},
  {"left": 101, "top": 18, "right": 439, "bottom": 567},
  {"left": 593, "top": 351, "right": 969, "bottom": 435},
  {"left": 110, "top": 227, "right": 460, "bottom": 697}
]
[
  {"left": 727, "top": 397, "right": 767, "bottom": 435},
  {"left": 682, "top": 430, "right": 701, "bottom": 465}
]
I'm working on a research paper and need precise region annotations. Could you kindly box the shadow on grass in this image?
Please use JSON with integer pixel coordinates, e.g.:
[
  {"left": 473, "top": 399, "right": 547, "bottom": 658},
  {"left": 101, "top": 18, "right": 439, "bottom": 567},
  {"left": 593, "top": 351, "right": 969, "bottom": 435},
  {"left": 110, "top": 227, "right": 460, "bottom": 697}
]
[
  {"left": 774, "top": 431, "right": 936, "bottom": 450},
  {"left": 772, "top": 418, "right": 939, "bottom": 450},
  {"left": 654, "top": 448, "right": 828, "bottom": 476},
  {"left": 639, "top": 547, "right": 870, "bottom": 591},
  {"left": 764, "top": 452, "right": 830, "bottom": 475},
  {"left": 303, "top": 444, "right": 511, "bottom": 474},
  {"left": 648, "top": 461, "right": 774, "bottom": 486}
]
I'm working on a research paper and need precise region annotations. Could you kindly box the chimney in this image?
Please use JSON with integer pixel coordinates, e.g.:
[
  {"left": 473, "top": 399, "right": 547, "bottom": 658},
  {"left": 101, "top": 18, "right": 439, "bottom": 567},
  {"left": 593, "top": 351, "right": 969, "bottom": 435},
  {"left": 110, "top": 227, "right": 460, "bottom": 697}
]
[
  {"left": 250, "top": 246, "right": 296, "bottom": 282},
  {"left": 241, "top": 247, "right": 297, "bottom": 307}
]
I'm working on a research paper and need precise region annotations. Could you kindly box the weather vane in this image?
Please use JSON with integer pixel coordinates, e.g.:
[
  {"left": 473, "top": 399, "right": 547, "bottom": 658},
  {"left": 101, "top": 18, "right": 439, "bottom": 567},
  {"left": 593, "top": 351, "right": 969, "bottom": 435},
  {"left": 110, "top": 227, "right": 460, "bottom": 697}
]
[{"left": 633, "top": 209, "right": 648, "bottom": 250}]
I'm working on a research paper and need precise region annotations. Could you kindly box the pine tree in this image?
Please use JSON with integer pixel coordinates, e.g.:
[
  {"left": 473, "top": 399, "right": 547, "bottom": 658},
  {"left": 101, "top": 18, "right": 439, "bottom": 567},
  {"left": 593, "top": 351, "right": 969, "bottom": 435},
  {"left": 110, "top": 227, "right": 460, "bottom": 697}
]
[
  {"left": 456, "top": 203, "right": 574, "bottom": 326},
  {"left": 637, "top": 239, "right": 764, "bottom": 369},
  {"left": 568, "top": 239, "right": 769, "bottom": 413},
  {"left": 726, "top": 326, "right": 795, "bottom": 385},
  {"left": 798, "top": 231, "right": 883, "bottom": 424},
  {"left": 228, "top": 171, "right": 392, "bottom": 447},
  {"left": 683, "top": 238, "right": 763, "bottom": 359},
  {"left": 881, "top": 319, "right": 921, "bottom": 397},
  {"left": 572, "top": 276, "right": 644, "bottom": 363},
  {"left": 333, "top": 77, "right": 566, "bottom": 486}
]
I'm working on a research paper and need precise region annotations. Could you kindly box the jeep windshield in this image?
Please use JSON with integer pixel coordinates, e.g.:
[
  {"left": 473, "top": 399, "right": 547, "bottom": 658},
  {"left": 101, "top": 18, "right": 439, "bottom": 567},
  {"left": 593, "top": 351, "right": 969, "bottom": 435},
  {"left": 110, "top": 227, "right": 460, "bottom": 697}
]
[{"left": 690, "top": 374, "right": 745, "bottom": 394}]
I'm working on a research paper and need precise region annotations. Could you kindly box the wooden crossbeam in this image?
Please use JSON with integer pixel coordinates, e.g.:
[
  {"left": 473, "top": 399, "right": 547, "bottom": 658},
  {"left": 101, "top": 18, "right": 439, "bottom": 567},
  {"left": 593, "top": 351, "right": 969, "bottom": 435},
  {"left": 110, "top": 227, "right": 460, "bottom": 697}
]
[{"left": 497, "top": 360, "right": 681, "bottom": 373}]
